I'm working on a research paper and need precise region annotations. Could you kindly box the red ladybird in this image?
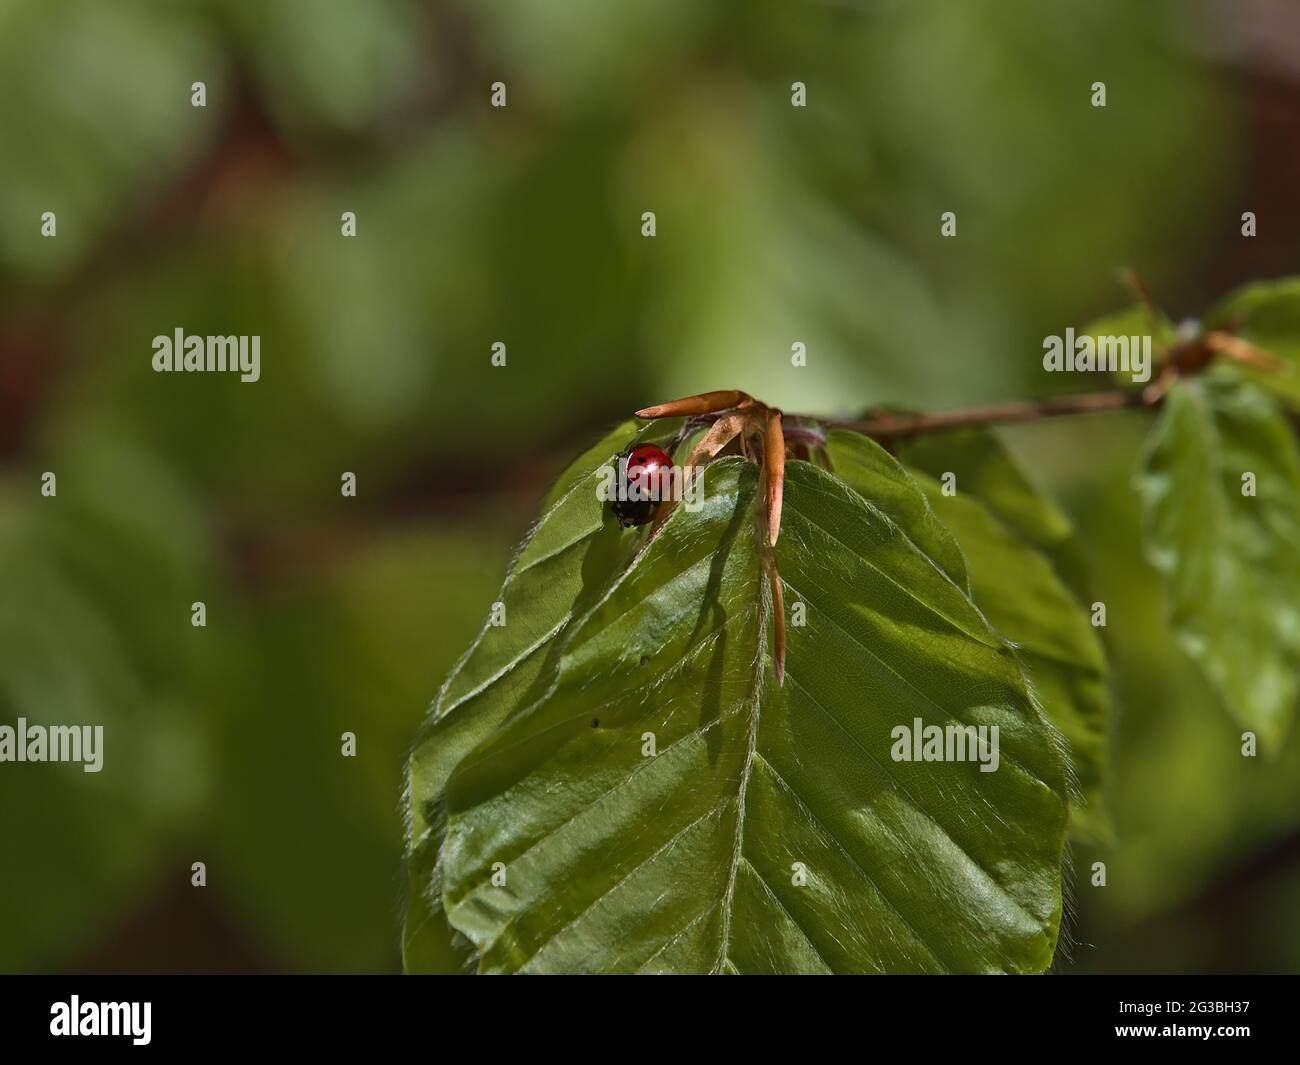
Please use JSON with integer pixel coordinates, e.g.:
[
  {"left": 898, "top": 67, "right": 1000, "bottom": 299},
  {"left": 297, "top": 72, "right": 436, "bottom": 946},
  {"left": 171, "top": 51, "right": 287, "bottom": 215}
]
[{"left": 611, "top": 444, "right": 675, "bottom": 527}]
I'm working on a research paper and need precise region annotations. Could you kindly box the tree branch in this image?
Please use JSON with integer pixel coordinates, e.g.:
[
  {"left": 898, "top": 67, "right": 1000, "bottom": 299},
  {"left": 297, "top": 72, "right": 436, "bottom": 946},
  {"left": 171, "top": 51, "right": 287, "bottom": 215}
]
[{"left": 821, "top": 388, "right": 1154, "bottom": 441}]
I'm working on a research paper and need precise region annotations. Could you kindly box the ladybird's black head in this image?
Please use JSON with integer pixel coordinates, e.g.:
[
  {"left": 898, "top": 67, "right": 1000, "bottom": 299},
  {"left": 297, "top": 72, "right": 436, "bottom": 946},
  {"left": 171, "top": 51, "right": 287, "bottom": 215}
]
[{"left": 611, "top": 496, "right": 656, "bottom": 527}]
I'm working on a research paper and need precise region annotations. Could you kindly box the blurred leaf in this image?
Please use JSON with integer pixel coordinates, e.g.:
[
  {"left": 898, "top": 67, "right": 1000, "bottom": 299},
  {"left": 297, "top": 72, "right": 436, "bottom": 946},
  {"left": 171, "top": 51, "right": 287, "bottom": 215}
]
[
  {"left": 0, "top": 432, "right": 213, "bottom": 969},
  {"left": 1205, "top": 276, "right": 1300, "bottom": 409},
  {"left": 623, "top": 90, "right": 952, "bottom": 414},
  {"left": 468, "top": 0, "right": 707, "bottom": 110},
  {"left": 1078, "top": 303, "right": 1178, "bottom": 387},
  {"left": 438, "top": 459, "right": 1069, "bottom": 973},
  {"left": 208, "top": 525, "right": 509, "bottom": 972},
  {"left": 1061, "top": 437, "right": 1300, "bottom": 940},
  {"left": 1136, "top": 375, "right": 1300, "bottom": 749},
  {"left": 0, "top": 0, "right": 220, "bottom": 280},
  {"left": 225, "top": 0, "right": 422, "bottom": 137},
  {"left": 1079, "top": 304, "right": 1177, "bottom": 348}
]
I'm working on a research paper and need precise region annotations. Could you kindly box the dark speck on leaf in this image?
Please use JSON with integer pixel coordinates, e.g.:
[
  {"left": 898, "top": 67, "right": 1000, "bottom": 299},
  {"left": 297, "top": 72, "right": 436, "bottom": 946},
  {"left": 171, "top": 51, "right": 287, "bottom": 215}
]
[{"left": 590, "top": 718, "right": 600, "bottom": 728}]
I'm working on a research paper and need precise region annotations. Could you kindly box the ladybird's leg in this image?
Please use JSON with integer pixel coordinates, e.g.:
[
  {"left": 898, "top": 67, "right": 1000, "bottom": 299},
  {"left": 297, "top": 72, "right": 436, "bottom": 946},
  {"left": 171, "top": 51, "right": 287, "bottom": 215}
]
[{"left": 635, "top": 389, "right": 752, "bottom": 419}]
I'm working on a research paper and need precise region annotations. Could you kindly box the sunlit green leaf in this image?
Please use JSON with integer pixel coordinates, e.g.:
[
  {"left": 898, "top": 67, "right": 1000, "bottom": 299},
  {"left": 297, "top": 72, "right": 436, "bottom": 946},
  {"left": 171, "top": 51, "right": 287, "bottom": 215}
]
[
  {"left": 898, "top": 427, "right": 1090, "bottom": 599},
  {"left": 824, "top": 428, "right": 968, "bottom": 593},
  {"left": 912, "top": 472, "right": 1110, "bottom": 842},
  {"left": 890, "top": 429, "right": 1110, "bottom": 840},
  {"left": 403, "top": 418, "right": 679, "bottom": 972},
  {"left": 436, "top": 458, "right": 1070, "bottom": 973}
]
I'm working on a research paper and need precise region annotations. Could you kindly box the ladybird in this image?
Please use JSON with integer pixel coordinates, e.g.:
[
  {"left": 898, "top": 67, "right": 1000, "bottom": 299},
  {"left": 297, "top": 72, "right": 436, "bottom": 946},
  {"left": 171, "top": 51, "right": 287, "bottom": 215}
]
[{"left": 611, "top": 443, "right": 674, "bottom": 527}]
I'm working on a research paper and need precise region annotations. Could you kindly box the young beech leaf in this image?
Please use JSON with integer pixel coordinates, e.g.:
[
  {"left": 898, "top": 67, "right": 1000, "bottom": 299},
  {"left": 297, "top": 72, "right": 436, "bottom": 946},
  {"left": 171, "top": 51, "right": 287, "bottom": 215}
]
[
  {"left": 896, "top": 427, "right": 1080, "bottom": 583},
  {"left": 888, "top": 429, "right": 1110, "bottom": 841},
  {"left": 403, "top": 418, "right": 680, "bottom": 972},
  {"left": 1204, "top": 276, "right": 1300, "bottom": 410},
  {"left": 822, "top": 429, "right": 969, "bottom": 594},
  {"left": 908, "top": 470, "right": 1110, "bottom": 844},
  {"left": 1076, "top": 303, "right": 1177, "bottom": 381},
  {"left": 1137, "top": 374, "right": 1300, "bottom": 750},
  {"left": 437, "top": 458, "right": 1070, "bottom": 974}
]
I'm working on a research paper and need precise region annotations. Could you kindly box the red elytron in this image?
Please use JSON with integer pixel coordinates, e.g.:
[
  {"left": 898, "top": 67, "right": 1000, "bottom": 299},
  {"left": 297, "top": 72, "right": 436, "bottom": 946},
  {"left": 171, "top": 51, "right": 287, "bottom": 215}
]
[{"left": 611, "top": 444, "right": 675, "bottom": 527}]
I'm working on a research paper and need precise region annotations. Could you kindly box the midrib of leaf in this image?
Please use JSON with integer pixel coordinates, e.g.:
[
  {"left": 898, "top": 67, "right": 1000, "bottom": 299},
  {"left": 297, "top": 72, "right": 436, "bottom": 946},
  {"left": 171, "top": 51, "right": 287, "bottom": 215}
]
[
  {"left": 494, "top": 508, "right": 776, "bottom": 976},
  {"left": 445, "top": 593, "right": 770, "bottom": 971},
  {"left": 519, "top": 798, "right": 735, "bottom": 973},
  {"left": 440, "top": 462, "right": 769, "bottom": 971},
  {"left": 440, "top": 459, "right": 1068, "bottom": 974},
  {"left": 714, "top": 562, "right": 768, "bottom": 974}
]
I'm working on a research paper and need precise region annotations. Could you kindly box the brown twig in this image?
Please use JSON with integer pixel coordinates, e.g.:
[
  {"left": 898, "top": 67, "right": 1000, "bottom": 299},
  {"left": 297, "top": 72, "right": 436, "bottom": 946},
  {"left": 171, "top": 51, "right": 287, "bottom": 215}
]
[{"left": 824, "top": 388, "right": 1154, "bottom": 441}]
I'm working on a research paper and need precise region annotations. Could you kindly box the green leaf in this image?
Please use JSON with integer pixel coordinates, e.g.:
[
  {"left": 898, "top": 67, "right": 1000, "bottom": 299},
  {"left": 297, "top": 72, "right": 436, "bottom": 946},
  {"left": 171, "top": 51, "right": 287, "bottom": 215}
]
[
  {"left": 911, "top": 471, "right": 1110, "bottom": 843},
  {"left": 1071, "top": 303, "right": 1174, "bottom": 390},
  {"left": 1079, "top": 303, "right": 1177, "bottom": 353},
  {"left": 823, "top": 429, "right": 969, "bottom": 593},
  {"left": 0, "top": 1, "right": 221, "bottom": 281},
  {"left": 403, "top": 418, "right": 679, "bottom": 972},
  {"left": 0, "top": 434, "right": 213, "bottom": 968},
  {"left": 897, "top": 427, "right": 1090, "bottom": 599},
  {"left": 1204, "top": 277, "right": 1300, "bottom": 410},
  {"left": 891, "top": 429, "right": 1110, "bottom": 841},
  {"left": 437, "top": 457, "right": 1070, "bottom": 973},
  {"left": 1136, "top": 374, "right": 1300, "bottom": 749}
]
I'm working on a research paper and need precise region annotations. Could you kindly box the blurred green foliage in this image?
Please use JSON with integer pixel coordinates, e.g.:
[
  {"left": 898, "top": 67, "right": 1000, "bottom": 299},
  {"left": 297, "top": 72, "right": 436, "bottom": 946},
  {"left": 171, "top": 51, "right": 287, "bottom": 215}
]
[{"left": 0, "top": 0, "right": 1294, "bottom": 972}]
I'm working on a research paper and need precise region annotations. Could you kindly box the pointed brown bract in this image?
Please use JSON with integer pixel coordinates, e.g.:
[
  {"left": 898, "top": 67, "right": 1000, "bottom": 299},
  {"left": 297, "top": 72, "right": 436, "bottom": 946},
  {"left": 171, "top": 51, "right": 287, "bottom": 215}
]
[
  {"left": 645, "top": 411, "right": 747, "bottom": 538},
  {"left": 683, "top": 410, "right": 747, "bottom": 471},
  {"left": 634, "top": 389, "right": 752, "bottom": 419},
  {"left": 1204, "top": 331, "right": 1288, "bottom": 374},
  {"left": 634, "top": 390, "right": 789, "bottom": 680},
  {"left": 764, "top": 408, "right": 784, "bottom": 547},
  {"left": 1142, "top": 365, "right": 1177, "bottom": 406}
]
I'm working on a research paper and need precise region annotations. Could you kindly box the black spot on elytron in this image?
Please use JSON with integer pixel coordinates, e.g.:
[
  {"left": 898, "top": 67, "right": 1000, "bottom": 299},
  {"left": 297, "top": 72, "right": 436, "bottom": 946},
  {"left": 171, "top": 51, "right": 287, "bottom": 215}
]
[{"left": 590, "top": 718, "right": 600, "bottom": 728}]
